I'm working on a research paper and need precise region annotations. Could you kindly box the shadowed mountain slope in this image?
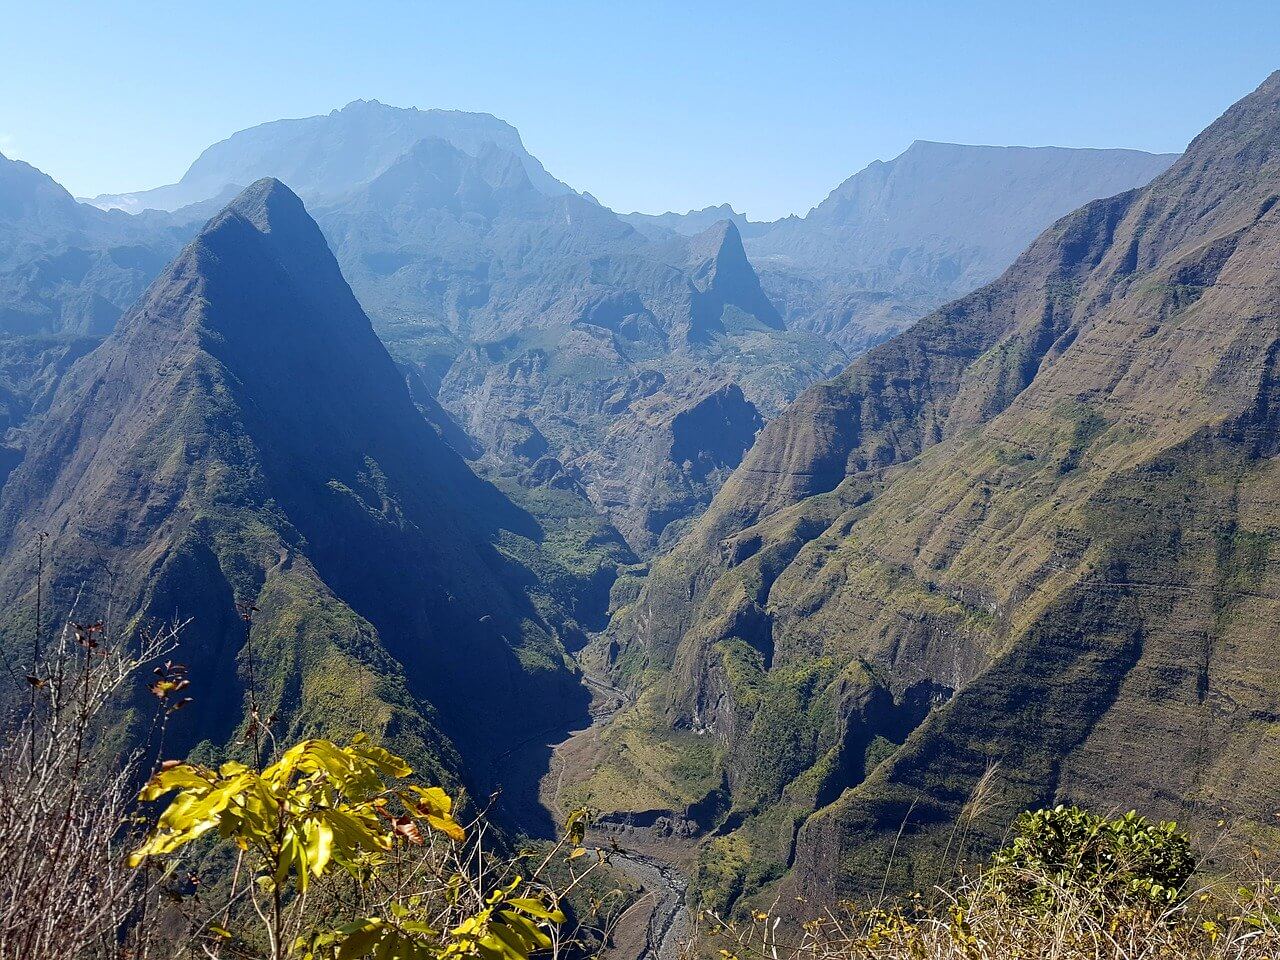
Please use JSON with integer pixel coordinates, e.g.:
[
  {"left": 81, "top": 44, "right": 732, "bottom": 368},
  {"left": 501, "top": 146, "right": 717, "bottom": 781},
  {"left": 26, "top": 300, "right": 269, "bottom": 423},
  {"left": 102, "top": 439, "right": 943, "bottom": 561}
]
[
  {"left": 572, "top": 381, "right": 764, "bottom": 556},
  {"left": 0, "top": 179, "right": 587, "bottom": 789},
  {"left": 591, "top": 70, "right": 1280, "bottom": 911}
]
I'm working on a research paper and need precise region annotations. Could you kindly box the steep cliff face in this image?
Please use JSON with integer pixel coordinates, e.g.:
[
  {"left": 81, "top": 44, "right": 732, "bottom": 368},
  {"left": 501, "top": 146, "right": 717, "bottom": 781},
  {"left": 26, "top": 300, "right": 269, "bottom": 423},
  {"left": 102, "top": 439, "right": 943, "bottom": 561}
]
[
  {"left": 572, "top": 381, "right": 763, "bottom": 555},
  {"left": 685, "top": 221, "right": 783, "bottom": 339},
  {"left": 596, "top": 71, "right": 1280, "bottom": 910},
  {"left": 0, "top": 180, "right": 586, "bottom": 787}
]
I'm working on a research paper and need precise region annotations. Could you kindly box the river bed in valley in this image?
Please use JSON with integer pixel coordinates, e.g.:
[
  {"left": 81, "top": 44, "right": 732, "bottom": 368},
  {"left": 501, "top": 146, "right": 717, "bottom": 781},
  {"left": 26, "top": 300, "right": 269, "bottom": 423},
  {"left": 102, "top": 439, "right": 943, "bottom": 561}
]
[{"left": 493, "top": 669, "right": 693, "bottom": 960}]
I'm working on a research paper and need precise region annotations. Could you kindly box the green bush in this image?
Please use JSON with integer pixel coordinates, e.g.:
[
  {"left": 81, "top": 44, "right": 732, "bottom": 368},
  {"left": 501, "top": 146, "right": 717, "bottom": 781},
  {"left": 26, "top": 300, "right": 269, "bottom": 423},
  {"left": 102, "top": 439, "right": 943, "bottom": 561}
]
[{"left": 989, "top": 805, "right": 1195, "bottom": 912}]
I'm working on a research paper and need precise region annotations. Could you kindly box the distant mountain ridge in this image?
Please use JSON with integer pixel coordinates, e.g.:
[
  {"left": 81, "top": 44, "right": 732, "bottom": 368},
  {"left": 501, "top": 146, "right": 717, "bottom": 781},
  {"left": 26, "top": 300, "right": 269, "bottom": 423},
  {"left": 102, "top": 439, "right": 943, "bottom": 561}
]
[
  {"left": 622, "top": 203, "right": 766, "bottom": 239},
  {"left": 754, "top": 140, "right": 1178, "bottom": 283},
  {"left": 86, "top": 99, "right": 573, "bottom": 213},
  {"left": 629, "top": 141, "right": 1178, "bottom": 353},
  {"left": 0, "top": 150, "right": 202, "bottom": 336}
]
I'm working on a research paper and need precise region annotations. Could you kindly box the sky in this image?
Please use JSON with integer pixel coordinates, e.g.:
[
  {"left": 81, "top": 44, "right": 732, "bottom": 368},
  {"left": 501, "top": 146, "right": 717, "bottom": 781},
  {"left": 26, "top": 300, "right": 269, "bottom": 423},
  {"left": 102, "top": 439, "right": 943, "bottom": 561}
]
[{"left": 2, "top": 1, "right": 1279, "bottom": 221}]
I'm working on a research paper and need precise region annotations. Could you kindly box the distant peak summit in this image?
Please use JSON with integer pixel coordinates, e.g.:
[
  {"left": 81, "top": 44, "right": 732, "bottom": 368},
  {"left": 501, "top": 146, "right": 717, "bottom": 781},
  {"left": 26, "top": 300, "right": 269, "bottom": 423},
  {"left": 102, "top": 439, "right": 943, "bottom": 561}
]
[
  {"left": 687, "top": 218, "right": 746, "bottom": 269},
  {"left": 691, "top": 202, "right": 741, "bottom": 217},
  {"left": 0, "top": 151, "right": 84, "bottom": 223},
  {"left": 686, "top": 219, "right": 783, "bottom": 333}
]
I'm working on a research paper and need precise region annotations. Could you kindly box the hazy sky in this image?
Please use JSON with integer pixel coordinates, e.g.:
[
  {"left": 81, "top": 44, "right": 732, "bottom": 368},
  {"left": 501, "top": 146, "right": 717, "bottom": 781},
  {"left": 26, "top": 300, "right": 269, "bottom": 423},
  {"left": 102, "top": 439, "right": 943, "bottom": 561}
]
[{"left": 3, "top": 0, "right": 1279, "bottom": 220}]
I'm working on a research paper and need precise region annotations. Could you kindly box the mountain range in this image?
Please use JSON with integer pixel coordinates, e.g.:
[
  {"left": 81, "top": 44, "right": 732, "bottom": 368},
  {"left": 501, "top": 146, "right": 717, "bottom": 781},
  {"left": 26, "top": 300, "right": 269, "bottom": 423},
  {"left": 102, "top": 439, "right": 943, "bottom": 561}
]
[
  {"left": 584, "top": 69, "right": 1280, "bottom": 913},
  {"left": 4, "top": 84, "right": 1262, "bottom": 915},
  {"left": 0, "top": 106, "right": 1177, "bottom": 568}
]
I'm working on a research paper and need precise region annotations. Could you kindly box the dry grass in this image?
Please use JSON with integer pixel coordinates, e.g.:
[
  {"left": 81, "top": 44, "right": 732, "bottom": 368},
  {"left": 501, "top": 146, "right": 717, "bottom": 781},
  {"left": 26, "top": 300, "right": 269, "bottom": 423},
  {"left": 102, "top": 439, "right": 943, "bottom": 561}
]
[
  {"left": 701, "top": 864, "right": 1280, "bottom": 960},
  {"left": 0, "top": 616, "right": 181, "bottom": 960}
]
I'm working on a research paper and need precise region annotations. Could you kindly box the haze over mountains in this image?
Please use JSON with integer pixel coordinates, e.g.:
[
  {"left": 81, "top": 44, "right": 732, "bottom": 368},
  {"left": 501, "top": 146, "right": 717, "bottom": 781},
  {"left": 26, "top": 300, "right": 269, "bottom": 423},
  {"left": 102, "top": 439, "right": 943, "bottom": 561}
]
[
  {"left": 0, "top": 101, "right": 1178, "bottom": 561},
  {"left": 631, "top": 141, "right": 1177, "bottom": 353},
  {"left": 9, "top": 78, "right": 1272, "bottom": 928},
  {"left": 86, "top": 99, "right": 572, "bottom": 213}
]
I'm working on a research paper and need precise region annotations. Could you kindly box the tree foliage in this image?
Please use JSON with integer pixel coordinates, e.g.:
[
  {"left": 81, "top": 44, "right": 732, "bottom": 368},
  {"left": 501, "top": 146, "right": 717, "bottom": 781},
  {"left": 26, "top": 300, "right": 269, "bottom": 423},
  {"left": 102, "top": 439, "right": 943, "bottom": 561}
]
[
  {"left": 988, "top": 804, "right": 1195, "bottom": 911},
  {"left": 130, "top": 735, "right": 577, "bottom": 960}
]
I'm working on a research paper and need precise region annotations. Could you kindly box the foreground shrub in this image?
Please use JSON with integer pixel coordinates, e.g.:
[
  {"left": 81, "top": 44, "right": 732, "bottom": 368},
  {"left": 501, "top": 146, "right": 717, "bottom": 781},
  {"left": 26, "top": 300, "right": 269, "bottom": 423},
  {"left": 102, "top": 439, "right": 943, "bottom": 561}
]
[
  {"left": 988, "top": 805, "right": 1195, "bottom": 912},
  {"left": 0, "top": 606, "right": 618, "bottom": 960},
  {"left": 131, "top": 735, "right": 584, "bottom": 960}
]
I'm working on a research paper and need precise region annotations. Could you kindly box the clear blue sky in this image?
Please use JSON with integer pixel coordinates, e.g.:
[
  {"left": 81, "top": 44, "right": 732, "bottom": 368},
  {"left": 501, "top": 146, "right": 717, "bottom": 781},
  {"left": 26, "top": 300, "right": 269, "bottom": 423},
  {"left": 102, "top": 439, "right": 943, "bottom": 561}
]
[{"left": 2, "top": 0, "right": 1278, "bottom": 220}]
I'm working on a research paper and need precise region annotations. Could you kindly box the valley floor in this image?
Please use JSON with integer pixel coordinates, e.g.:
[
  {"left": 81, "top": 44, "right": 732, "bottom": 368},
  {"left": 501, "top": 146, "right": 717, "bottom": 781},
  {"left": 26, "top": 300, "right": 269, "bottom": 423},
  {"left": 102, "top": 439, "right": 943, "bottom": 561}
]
[{"left": 497, "top": 664, "right": 696, "bottom": 960}]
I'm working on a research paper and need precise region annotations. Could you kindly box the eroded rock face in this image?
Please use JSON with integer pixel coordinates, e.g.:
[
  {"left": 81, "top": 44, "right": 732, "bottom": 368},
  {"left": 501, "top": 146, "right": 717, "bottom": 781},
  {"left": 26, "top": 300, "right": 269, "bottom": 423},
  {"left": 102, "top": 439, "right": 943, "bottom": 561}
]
[
  {"left": 572, "top": 381, "right": 763, "bottom": 555},
  {"left": 601, "top": 71, "right": 1280, "bottom": 911}
]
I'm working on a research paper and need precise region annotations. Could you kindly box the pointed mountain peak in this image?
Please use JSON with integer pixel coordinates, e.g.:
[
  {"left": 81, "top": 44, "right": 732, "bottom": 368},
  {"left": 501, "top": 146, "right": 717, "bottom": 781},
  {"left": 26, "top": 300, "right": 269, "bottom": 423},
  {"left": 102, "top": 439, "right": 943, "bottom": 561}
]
[
  {"left": 686, "top": 219, "right": 783, "bottom": 333},
  {"left": 212, "top": 177, "right": 309, "bottom": 233},
  {"left": 687, "top": 218, "right": 746, "bottom": 269},
  {"left": 198, "top": 177, "right": 348, "bottom": 293},
  {"left": 117, "top": 177, "right": 362, "bottom": 348}
]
